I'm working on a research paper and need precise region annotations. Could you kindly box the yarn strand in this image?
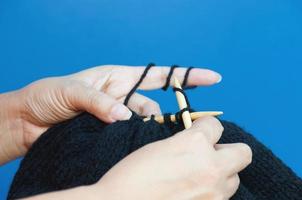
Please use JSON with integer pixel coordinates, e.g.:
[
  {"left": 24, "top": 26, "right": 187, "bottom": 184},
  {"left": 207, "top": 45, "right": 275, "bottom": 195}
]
[
  {"left": 182, "top": 67, "right": 197, "bottom": 89},
  {"left": 162, "top": 65, "right": 178, "bottom": 91},
  {"left": 124, "top": 63, "right": 155, "bottom": 106}
]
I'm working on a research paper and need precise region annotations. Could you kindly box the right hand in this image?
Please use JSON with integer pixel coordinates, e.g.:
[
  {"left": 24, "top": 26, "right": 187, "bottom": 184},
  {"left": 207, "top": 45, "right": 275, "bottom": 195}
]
[{"left": 93, "top": 116, "right": 252, "bottom": 200}]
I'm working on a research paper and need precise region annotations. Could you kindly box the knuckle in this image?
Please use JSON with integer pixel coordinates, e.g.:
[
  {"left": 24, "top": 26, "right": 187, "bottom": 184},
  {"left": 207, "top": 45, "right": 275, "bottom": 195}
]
[
  {"left": 61, "top": 80, "right": 86, "bottom": 103},
  {"left": 199, "top": 116, "right": 218, "bottom": 125},
  {"left": 196, "top": 117, "right": 223, "bottom": 142},
  {"left": 207, "top": 117, "right": 224, "bottom": 133},
  {"left": 238, "top": 143, "right": 253, "bottom": 164},
  {"left": 225, "top": 175, "right": 240, "bottom": 199},
  {"left": 194, "top": 117, "right": 223, "bottom": 137},
  {"left": 232, "top": 174, "right": 240, "bottom": 188},
  {"left": 145, "top": 101, "right": 160, "bottom": 111},
  {"left": 188, "top": 130, "right": 208, "bottom": 145}
]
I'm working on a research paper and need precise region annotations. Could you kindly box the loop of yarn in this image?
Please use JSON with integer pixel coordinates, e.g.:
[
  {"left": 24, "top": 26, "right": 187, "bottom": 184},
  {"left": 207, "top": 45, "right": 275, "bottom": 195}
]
[
  {"left": 123, "top": 63, "right": 197, "bottom": 125},
  {"left": 175, "top": 107, "right": 195, "bottom": 125},
  {"left": 123, "top": 63, "right": 156, "bottom": 106},
  {"left": 124, "top": 63, "right": 196, "bottom": 106},
  {"left": 162, "top": 64, "right": 179, "bottom": 91},
  {"left": 172, "top": 87, "right": 192, "bottom": 108},
  {"left": 182, "top": 66, "right": 197, "bottom": 89}
]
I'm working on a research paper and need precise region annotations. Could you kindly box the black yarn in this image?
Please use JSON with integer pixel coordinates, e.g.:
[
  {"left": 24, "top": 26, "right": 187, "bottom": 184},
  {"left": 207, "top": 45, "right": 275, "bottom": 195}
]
[
  {"left": 162, "top": 65, "right": 178, "bottom": 91},
  {"left": 163, "top": 112, "right": 172, "bottom": 124},
  {"left": 172, "top": 87, "right": 192, "bottom": 108},
  {"left": 150, "top": 114, "right": 155, "bottom": 121},
  {"left": 171, "top": 86, "right": 194, "bottom": 125},
  {"left": 162, "top": 65, "right": 197, "bottom": 91},
  {"left": 174, "top": 107, "right": 194, "bottom": 125},
  {"left": 123, "top": 63, "right": 156, "bottom": 106},
  {"left": 7, "top": 64, "right": 302, "bottom": 199},
  {"left": 182, "top": 67, "right": 197, "bottom": 89},
  {"left": 125, "top": 63, "right": 196, "bottom": 106}
]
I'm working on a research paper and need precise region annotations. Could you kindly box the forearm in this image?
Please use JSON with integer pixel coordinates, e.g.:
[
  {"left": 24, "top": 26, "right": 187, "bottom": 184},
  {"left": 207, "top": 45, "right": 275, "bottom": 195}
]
[
  {"left": 22, "top": 185, "right": 98, "bottom": 200},
  {"left": 0, "top": 91, "right": 25, "bottom": 165}
]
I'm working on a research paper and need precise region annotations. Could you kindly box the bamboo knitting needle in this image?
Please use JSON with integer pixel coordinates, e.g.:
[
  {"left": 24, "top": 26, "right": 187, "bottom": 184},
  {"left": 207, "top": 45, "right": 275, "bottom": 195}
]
[
  {"left": 174, "top": 77, "right": 192, "bottom": 129},
  {"left": 143, "top": 111, "right": 223, "bottom": 123}
]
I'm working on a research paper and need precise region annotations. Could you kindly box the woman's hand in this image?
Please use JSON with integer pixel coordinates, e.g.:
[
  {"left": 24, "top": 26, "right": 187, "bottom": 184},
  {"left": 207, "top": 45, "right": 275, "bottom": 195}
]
[
  {"left": 24, "top": 117, "right": 252, "bottom": 200},
  {"left": 90, "top": 117, "right": 252, "bottom": 200},
  {"left": 0, "top": 65, "right": 221, "bottom": 164}
]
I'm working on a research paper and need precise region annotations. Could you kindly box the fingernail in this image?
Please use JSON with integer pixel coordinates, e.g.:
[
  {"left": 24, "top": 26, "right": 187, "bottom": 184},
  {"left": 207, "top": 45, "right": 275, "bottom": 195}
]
[
  {"left": 110, "top": 104, "right": 132, "bottom": 121},
  {"left": 215, "top": 73, "right": 222, "bottom": 83}
]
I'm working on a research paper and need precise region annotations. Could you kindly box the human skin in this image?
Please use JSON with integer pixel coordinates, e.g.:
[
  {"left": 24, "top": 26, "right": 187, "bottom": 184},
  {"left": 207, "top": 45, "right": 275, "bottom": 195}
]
[{"left": 0, "top": 65, "right": 252, "bottom": 199}]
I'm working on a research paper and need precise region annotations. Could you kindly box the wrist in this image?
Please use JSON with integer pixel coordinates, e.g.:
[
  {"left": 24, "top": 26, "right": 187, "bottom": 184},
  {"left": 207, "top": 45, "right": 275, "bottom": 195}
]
[
  {"left": 0, "top": 90, "right": 26, "bottom": 165},
  {"left": 23, "top": 185, "right": 102, "bottom": 200}
]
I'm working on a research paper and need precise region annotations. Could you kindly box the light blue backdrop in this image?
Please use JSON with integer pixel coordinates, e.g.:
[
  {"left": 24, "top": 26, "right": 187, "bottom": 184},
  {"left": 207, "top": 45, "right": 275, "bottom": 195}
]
[{"left": 0, "top": 0, "right": 301, "bottom": 199}]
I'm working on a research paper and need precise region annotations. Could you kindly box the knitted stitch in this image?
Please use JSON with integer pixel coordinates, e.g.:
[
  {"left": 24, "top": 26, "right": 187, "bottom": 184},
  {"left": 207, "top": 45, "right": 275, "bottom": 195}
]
[{"left": 8, "top": 112, "right": 302, "bottom": 200}]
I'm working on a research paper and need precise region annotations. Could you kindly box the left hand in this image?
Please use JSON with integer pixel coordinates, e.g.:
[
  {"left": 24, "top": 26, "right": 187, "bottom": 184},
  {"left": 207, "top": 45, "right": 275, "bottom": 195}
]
[{"left": 0, "top": 64, "right": 221, "bottom": 164}]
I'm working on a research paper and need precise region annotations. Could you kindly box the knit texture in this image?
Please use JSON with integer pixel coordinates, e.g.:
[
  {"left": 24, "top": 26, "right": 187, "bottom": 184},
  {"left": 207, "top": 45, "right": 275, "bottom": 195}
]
[{"left": 8, "top": 112, "right": 302, "bottom": 200}]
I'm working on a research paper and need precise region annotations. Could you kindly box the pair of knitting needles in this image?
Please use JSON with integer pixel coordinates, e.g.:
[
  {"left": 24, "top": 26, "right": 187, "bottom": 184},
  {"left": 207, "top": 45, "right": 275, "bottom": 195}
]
[{"left": 143, "top": 78, "right": 223, "bottom": 129}]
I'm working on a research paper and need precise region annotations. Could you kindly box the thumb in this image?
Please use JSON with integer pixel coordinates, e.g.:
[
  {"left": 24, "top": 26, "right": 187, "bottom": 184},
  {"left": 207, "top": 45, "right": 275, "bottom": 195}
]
[{"left": 68, "top": 84, "right": 132, "bottom": 123}]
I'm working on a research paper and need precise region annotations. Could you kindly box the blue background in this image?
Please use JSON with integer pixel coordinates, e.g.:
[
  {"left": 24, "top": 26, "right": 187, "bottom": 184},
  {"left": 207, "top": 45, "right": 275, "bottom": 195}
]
[{"left": 0, "top": 0, "right": 301, "bottom": 199}]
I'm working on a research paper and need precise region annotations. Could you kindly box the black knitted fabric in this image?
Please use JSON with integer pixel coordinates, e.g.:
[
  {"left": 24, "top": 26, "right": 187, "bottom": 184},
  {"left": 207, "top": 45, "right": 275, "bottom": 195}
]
[{"left": 8, "top": 112, "right": 302, "bottom": 200}]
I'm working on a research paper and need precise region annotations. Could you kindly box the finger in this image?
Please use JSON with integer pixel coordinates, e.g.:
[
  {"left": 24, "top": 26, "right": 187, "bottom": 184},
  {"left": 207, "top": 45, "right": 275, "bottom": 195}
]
[
  {"left": 215, "top": 143, "right": 253, "bottom": 175},
  {"left": 83, "top": 65, "right": 222, "bottom": 93},
  {"left": 67, "top": 84, "right": 132, "bottom": 123},
  {"left": 184, "top": 116, "right": 224, "bottom": 145},
  {"left": 225, "top": 174, "right": 240, "bottom": 198},
  {"left": 119, "top": 93, "right": 162, "bottom": 116},
  {"left": 136, "top": 66, "right": 222, "bottom": 90}
]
